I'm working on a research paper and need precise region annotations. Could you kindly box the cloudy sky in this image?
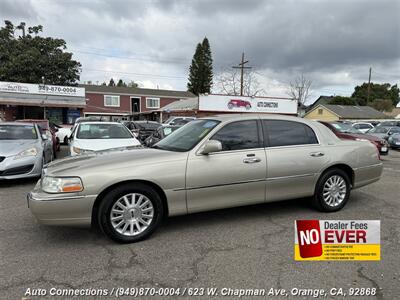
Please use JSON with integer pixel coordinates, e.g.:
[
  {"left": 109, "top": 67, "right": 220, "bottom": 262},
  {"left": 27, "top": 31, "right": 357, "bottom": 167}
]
[{"left": 1, "top": 0, "right": 399, "bottom": 103}]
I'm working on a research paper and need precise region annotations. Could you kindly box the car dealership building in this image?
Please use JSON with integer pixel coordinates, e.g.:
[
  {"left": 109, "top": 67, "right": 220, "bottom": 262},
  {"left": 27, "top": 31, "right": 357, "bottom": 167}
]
[
  {"left": 0, "top": 81, "right": 86, "bottom": 124},
  {"left": 82, "top": 84, "right": 195, "bottom": 121},
  {"left": 154, "top": 94, "right": 298, "bottom": 121},
  {"left": 0, "top": 81, "right": 298, "bottom": 124}
]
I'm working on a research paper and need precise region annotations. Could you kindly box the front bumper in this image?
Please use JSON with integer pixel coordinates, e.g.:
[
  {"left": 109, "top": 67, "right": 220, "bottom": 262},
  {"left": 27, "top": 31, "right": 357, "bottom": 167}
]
[
  {"left": 28, "top": 186, "right": 97, "bottom": 226},
  {"left": 388, "top": 141, "right": 400, "bottom": 149},
  {"left": 0, "top": 154, "right": 42, "bottom": 180}
]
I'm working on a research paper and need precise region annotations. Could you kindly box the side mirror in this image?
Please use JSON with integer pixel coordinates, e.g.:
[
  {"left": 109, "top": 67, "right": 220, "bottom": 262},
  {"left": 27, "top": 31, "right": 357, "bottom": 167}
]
[
  {"left": 201, "top": 140, "right": 222, "bottom": 155},
  {"left": 41, "top": 134, "right": 48, "bottom": 140}
]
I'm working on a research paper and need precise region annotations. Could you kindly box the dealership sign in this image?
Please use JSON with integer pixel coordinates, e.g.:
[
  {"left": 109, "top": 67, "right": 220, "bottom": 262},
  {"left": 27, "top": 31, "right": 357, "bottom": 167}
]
[
  {"left": 0, "top": 81, "right": 85, "bottom": 97},
  {"left": 294, "top": 220, "right": 380, "bottom": 261},
  {"left": 198, "top": 94, "right": 297, "bottom": 114}
]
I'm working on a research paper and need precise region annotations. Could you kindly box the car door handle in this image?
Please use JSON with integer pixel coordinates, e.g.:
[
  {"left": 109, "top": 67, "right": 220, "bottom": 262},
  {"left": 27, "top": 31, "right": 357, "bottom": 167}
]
[
  {"left": 243, "top": 157, "right": 261, "bottom": 163},
  {"left": 310, "top": 152, "right": 325, "bottom": 157}
]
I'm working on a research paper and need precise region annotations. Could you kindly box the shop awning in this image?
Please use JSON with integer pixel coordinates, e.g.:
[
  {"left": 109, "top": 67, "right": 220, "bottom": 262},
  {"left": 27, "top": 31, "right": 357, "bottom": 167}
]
[{"left": 0, "top": 92, "right": 86, "bottom": 108}]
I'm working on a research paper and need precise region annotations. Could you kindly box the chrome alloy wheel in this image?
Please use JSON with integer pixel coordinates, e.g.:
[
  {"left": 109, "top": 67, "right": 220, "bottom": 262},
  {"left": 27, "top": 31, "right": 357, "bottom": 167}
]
[
  {"left": 110, "top": 193, "right": 154, "bottom": 236},
  {"left": 322, "top": 175, "right": 347, "bottom": 207}
]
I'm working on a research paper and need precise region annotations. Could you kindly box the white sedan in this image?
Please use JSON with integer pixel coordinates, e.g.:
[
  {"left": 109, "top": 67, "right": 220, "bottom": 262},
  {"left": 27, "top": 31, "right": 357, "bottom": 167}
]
[{"left": 69, "top": 122, "right": 141, "bottom": 156}]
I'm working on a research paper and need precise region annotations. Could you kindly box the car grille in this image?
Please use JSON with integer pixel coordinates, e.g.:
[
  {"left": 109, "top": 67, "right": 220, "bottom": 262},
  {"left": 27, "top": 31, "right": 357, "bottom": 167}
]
[
  {"left": 0, "top": 157, "right": 5, "bottom": 163},
  {"left": 0, "top": 164, "right": 34, "bottom": 176}
]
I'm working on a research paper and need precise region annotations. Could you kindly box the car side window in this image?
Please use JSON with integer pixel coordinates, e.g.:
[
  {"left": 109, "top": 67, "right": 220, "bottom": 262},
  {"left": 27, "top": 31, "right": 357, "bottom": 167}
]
[
  {"left": 211, "top": 120, "right": 260, "bottom": 151},
  {"left": 263, "top": 120, "right": 318, "bottom": 147}
]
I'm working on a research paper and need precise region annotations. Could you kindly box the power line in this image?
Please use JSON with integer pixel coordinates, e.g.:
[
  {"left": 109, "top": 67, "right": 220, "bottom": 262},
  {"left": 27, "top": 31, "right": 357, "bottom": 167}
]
[
  {"left": 72, "top": 49, "right": 189, "bottom": 65},
  {"left": 83, "top": 68, "right": 186, "bottom": 79}
]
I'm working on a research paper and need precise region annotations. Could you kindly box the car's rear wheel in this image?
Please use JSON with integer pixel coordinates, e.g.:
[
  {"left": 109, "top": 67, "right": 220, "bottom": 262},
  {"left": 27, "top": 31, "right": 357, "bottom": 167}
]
[
  {"left": 98, "top": 183, "right": 164, "bottom": 243},
  {"left": 313, "top": 168, "right": 351, "bottom": 212}
]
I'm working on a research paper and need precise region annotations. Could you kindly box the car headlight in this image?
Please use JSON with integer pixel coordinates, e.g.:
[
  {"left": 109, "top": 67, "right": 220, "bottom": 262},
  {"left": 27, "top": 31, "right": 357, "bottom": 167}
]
[
  {"left": 14, "top": 147, "right": 38, "bottom": 160},
  {"left": 41, "top": 176, "right": 84, "bottom": 193},
  {"left": 72, "top": 146, "right": 82, "bottom": 154}
]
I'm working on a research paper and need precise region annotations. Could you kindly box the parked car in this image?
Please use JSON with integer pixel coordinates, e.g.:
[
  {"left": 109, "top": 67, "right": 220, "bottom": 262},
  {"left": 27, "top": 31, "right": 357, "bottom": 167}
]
[
  {"left": 228, "top": 99, "right": 251, "bottom": 110},
  {"left": 144, "top": 125, "right": 181, "bottom": 147},
  {"left": 123, "top": 121, "right": 161, "bottom": 143},
  {"left": 162, "top": 117, "right": 196, "bottom": 126},
  {"left": 319, "top": 121, "right": 389, "bottom": 155},
  {"left": 16, "top": 119, "right": 60, "bottom": 157},
  {"left": 0, "top": 122, "right": 53, "bottom": 179},
  {"left": 28, "top": 115, "right": 383, "bottom": 243},
  {"left": 352, "top": 122, "right": 374, "bottom": 133},
  {"left": 387, "top": 133, "right": 400, "bottom": 149},
  {"left": 54, "top": 124, "right": 73, "bottom": 145},
  {"left": 367, "top": 126, "right": 400, "bottom": 140},
  {"left": 376, "top": 120, "right": 400, "bottom": 127},
  {"left": 69, "top": 122, "right": 141, "bottom": 156}
]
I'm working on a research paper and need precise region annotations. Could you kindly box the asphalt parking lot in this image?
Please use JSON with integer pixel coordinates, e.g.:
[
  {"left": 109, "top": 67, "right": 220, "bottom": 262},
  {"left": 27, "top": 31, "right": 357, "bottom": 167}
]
[{"left": 1, "top": 146, "right": 399, "bottom": 299}]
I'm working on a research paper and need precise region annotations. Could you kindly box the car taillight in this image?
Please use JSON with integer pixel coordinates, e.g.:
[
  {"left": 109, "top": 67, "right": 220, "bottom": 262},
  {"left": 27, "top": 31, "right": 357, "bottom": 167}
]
[{"left": 369, "top": 141, "right": 381, "bottom": 160}]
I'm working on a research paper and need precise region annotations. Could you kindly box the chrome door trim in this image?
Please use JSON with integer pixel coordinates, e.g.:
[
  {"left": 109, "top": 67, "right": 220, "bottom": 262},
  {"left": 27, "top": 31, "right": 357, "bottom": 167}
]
[
  {"left": 173, "top": 178, "right": 266, "bottom": 191},
  {"left": 266, "top": 173, "right": 316, "bottom": 181}
]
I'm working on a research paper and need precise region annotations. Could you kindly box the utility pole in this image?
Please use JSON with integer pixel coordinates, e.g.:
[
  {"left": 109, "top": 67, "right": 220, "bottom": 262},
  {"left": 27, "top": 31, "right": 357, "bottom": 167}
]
[
  {"left": 232, "top": 52, "right": 251, "bottom": 96},
  {"left": 367, "top": 67, "right": 372, "bottom": 103}
]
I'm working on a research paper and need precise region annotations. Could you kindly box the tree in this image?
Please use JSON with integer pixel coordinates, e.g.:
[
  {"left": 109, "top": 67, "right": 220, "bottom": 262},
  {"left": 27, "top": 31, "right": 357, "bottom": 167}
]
[
  {"left": 117, "top": 79, "right": 127, "bottom": 87},
  {"left": 328, "top": 96, "right": 358, "bottom": 105},
  {"left": 369, "top": 99, "right": 393, "bottom": 112},
  {"left": 108, "top": 78, "right": 116, "bottom": 86},
  {"left": 127, "top": 80, "right": 138, "bottom": 88},
  {"left": 187, "top": 37, "right": 213, "bottom": 95},
  {"left": 215, "top": 68, "right": 265, "bottom": 96},
  {"left": 287, "top": 74, "right": 312, "bottom": 106},
  {"left": 352, "top": 82, "right": 399, "bottom": 107},
  {"left": 201, "top": 37, "right": 213, "bottom": 93},
  {"left": 0, "top": 20, "right": 81, "bottom": 85}
]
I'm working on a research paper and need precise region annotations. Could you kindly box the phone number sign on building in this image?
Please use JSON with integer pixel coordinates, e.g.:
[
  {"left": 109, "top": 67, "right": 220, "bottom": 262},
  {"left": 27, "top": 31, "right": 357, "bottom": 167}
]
[
  {"left": 0, "top": 81, "right": 85, "bottom": 97},
  {"left": 198, "top": 94, "right": 297, "bottom": 115}
]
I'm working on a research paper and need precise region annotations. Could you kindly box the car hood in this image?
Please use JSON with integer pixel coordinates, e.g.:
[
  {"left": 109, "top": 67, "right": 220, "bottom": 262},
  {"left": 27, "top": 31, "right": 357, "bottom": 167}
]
[
  {"left": 0, "top": 140, "right": 38, "bottom": 157},
  {"left": 45, "top": 147, "right": 185, "bottom": 176},
  {"left": 73, "top": 138, "right": 141, "bottom": 151}
]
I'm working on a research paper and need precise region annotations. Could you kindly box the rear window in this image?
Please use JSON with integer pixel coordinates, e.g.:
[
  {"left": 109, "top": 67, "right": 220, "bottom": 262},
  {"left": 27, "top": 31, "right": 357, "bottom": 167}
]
[
  {"left": 136, "top": 122, "right": 160, "bottom": 130},
  {"left": 77, "top": 123, "right": 133, "bottom": 139},
  {"left": 0, "top": 125, "right": 38, "bottom": 140},
  {"left": 263, "top": 120, "right": 318, "bottom": 147}
]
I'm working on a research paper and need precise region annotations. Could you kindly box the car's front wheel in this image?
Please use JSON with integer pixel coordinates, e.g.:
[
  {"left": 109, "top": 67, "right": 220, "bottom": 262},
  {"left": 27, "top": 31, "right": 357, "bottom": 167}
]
[
  {"left": 313, "top": 168, "right": 351, "bottom": 212},
  {"left": 98, "top": 183, "right": 164, "bottom": 243}
]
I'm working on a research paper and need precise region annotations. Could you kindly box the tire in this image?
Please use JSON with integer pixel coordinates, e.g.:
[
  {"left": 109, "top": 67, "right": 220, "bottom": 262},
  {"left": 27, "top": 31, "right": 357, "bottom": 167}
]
[
  {"left": 98, "top": 183, "right": 164, "bottom": 243},
  {"left": 312, "top": 168, "right": 351, "bottom": 212},
  {"left": 245, "top": 104, "right": 251, "bottom": 110},
  {"left": 63, "top": 136, "right": 68, "bottom": 145}
]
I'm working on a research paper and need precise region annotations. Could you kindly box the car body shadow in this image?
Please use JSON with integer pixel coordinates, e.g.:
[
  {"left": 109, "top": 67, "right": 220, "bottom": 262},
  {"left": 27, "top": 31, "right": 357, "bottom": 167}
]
[{"left": 0, "top": 177, "right": 39, "bottom": 187}]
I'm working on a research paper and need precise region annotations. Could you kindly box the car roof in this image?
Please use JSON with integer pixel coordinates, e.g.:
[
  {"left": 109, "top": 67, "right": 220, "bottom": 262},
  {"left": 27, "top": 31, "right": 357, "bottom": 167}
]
[
  {"left": 199, "top": 113, "right": 316, "bottom": 124},
  {"left": 133, "top": 120, "right": 160, "bottom": 124},
  {"left": 77, "top": 121, "right": 123, "bottom": 125},
  {"left": 0, "top": 122, "right": 36, "bottom": 126}
]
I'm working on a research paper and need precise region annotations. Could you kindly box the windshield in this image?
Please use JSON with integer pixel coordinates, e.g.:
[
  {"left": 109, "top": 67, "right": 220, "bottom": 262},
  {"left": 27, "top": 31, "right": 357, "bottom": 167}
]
[
  {"left": 331, "top": 123, "right": 362, "bottom": 134},
  {"left": 76, "top": 123, "right": 133, "bottom": 139},
  {"left": 368, "top": 127, "right": 389, "bottom": 134},
  {"left": 155, "top": 119, "right": 220, "bottom": 151},
  {"left": 0, "top": 125, "right": 38, "bottom": 140}
]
